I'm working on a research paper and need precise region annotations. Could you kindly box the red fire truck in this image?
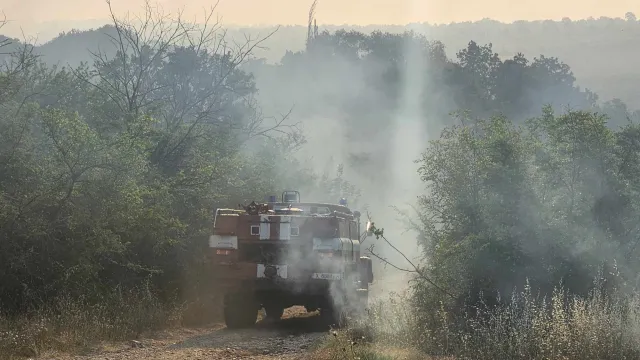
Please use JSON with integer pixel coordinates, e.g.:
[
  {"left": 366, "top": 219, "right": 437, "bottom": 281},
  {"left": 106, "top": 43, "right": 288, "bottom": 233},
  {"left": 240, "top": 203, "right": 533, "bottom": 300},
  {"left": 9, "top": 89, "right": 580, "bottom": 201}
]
[{"left": 209, "top": 191, "right": 373, "bottom": 328}]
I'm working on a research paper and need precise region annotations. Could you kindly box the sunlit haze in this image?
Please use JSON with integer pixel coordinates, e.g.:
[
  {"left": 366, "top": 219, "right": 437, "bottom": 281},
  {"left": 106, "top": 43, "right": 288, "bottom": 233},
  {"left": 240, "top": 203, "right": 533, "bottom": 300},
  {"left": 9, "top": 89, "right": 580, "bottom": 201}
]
[{"left": 2, "top": 0, "right": 639, "bottom": 41}]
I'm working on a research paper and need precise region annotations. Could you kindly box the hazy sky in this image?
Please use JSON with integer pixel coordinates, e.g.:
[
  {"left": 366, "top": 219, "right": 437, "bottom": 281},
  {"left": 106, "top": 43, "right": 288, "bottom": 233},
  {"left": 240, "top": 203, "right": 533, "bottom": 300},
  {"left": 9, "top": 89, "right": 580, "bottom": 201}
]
[{"left": 2, "top": 0, "right": 639, "bottom": 40}]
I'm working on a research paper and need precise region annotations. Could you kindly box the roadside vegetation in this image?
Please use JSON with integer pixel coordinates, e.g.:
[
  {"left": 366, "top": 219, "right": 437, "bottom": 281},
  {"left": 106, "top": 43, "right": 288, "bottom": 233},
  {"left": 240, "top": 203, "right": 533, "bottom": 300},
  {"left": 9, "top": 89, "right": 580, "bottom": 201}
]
[
  {"left": 2, "top": 2, "right": 640, "bottom": 359},
  {"left": 323, "top": 106, "right": 640, "bottom": 359}
]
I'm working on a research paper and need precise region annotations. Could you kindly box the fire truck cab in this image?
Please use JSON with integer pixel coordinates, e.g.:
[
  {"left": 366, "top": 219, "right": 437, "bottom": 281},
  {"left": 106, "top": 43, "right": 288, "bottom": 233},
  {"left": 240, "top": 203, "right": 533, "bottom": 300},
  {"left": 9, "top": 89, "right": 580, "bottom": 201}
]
[{"left": 209, "top": 191, "right": 373, "bottom": 328}]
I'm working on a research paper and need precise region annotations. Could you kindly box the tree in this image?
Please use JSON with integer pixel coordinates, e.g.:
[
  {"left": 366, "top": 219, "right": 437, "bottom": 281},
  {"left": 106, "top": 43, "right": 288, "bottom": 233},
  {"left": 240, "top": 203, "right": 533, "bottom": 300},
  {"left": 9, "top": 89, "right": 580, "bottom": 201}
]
[
  {"left": 0, "top": 0, "right": 309, "bottom": 314},
  {"left": 0, "top": 0, "right": 368, "bottom": 318},
  {"left": 625, "top": 12, "right": 637, "bottom": 22},
  {"left": 363, "top": 105, "right": 640, "bottom": 318}
]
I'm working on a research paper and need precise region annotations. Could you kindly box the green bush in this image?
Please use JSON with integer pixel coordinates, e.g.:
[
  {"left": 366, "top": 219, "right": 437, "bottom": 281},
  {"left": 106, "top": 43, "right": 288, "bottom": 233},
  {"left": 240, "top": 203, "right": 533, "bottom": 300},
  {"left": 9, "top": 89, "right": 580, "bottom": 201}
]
[{"left": 385, "top": 107, "right": 640, "bottom": 358}]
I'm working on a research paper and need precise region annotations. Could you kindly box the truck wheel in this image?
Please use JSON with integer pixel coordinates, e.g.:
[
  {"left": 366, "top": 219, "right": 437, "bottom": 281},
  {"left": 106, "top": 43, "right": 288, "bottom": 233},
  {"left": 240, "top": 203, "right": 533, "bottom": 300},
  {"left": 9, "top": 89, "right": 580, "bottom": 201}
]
[
  {"left": 356, "top": 289, "right": 369, "bottom": 306},
  {"left": 264, "top": 305, "right": 285, "bottom": 320},
  {"left": 321, "top": 307, "right": 348, "bottom": 328},
  {"left": 359, "top": 266, "right": 370, "bottom": 290},
  {"left": 224, "top": 294, "right": 258, "bottom": 329},
  {"left": 354, "top": 289, "right": 369, "bottom": 320},
  {"left": 335, "top": 309, "right": 348, "bottom": 328},
  {"left": 359, "top": 257, "right": 373, "bottom": 288},
  {"left": 321, "top": 302, "right": 348, "bottom": 328}
]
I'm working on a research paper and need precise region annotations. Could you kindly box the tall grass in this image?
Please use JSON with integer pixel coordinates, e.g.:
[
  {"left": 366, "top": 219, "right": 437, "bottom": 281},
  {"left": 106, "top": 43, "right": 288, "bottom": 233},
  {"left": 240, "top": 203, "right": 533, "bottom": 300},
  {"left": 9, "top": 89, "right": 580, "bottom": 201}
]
[
  {"left": 0, "top": 287, "right": 217, "bottom": 359},
  {"left": 444, "top": 283, "right": 640, "bottom": 360},
  {"left": 335, "top": 281, "right": 640, "bottom": 360},
  {"left": 362, "top": 290, "right": 423, "bottom": 347}
]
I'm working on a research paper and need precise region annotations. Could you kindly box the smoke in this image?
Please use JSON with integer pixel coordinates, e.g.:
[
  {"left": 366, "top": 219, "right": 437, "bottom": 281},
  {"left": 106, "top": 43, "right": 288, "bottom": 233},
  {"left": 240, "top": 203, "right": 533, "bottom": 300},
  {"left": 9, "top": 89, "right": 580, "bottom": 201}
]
[
  {"left": 371, "top": 20, "right": 430, "bottom": 296},
  {"left": 247, "top": 18, "right": 440, "bottom": 314}
]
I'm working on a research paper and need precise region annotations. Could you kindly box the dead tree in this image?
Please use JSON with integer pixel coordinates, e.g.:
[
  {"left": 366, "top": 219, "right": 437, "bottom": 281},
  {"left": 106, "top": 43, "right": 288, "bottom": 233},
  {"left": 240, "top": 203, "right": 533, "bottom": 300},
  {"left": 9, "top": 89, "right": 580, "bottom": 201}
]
[{"left": 306, "top": 0, "right": 319, "bottom": 49}]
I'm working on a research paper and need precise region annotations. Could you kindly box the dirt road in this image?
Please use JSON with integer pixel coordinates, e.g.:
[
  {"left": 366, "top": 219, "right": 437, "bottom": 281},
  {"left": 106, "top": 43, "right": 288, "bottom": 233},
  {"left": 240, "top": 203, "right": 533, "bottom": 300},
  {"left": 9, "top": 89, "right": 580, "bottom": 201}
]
[
  {"left": 45, "top": 307, "right": 333, "bottom": 360},
  {"left": 40, "top": 278, "right": 406, "bottom": 360}
]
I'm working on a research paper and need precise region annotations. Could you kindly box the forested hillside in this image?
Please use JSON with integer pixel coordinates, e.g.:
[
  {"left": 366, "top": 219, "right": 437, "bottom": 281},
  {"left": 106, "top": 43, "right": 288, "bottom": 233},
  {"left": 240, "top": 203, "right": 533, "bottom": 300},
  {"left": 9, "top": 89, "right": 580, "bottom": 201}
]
[
  {"left": 2, "top": 5, "right": 640, "bottom": 360},
  {"left": 5, "top": 12, "right": 640, "bottom": 108}
]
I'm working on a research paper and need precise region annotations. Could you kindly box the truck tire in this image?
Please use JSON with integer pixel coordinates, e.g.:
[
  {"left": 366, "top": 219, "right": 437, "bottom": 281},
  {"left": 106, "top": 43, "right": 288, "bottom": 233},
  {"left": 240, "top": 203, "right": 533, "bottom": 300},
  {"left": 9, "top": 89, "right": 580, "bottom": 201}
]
[
  {"left": 223, "top": 294, "right": 258, "bottom": 329},
  {"left": 321, "top": 305, "right": 348, "bottom": 328},
  {"left": 264, "top": 304, "right": 285, "bottom": 320},
  {"left": 359, "top": 257, "right": 373, "bottom": 288},
  {"left": 356, "top": 288, "right": 369, "bottom": 312}
]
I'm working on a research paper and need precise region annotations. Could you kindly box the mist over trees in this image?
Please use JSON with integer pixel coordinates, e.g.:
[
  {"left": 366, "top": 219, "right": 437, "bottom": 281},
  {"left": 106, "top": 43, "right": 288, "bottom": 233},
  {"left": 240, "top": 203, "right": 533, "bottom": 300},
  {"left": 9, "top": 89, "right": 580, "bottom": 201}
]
[
  {"left": 7, "top": 12, "right": 640, "bottom": 109},
  {"left": 2, "top": 4, "right": 640, "bottom": 358}
]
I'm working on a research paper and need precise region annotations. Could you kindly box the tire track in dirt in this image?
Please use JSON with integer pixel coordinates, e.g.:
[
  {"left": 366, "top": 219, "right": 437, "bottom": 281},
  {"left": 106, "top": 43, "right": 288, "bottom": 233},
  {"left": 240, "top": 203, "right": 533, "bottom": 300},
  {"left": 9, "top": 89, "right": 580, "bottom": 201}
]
[
  {"left": 166, "top": 308, "right": 329, "bottom": 358},
  {"left": 47, "top": 307, "right": 332, "bottom": 360}
]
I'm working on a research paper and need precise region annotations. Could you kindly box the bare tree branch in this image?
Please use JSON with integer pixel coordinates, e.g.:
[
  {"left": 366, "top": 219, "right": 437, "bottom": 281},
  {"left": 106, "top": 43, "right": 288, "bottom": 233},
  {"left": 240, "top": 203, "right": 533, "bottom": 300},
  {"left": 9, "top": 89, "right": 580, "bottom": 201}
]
[
  {"left": 0, "top": 12, "right": 12, "bottom": 52},
  {"left": 363, "top": 217, "right": 455, "bottom": 299}
]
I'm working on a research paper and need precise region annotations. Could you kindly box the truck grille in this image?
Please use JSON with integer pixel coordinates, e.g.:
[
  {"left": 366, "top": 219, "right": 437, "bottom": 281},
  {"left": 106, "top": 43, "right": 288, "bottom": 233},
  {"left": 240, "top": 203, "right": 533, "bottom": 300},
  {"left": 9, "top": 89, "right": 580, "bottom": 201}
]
[{"left": 238, "top": 243, "right": 300, "bottom": 263}]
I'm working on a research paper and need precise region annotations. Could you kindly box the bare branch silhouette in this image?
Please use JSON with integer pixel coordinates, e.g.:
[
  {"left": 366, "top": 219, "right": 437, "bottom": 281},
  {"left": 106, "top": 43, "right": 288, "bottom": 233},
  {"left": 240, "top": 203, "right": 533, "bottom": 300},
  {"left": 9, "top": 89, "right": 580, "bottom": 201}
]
[{"left": 363, "top": 215, "right": 455, "bottom": 299}]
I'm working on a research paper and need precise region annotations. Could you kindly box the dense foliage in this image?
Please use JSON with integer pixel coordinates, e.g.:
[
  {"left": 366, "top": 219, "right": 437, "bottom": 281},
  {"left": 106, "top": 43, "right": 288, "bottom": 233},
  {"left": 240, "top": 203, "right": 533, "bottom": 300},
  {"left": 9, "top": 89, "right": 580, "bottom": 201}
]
[
  {"left": 414, "top": 108, "right": 640, "bottom": 303},
  {"left": 0, "top": 15, "right": 358, "bottom": 316}
]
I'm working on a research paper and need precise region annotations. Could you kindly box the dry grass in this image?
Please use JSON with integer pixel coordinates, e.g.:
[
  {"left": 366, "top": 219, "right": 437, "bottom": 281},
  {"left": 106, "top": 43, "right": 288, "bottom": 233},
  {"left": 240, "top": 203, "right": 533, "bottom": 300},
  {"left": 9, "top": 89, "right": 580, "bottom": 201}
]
[
  {"left": 0, "top": 289, "right": 220, "bottom": 360},
  {"left": 304, "top": 290, "right": 433, "bottom": 360},
  {"left": 307, "top": 329, "right": 429, "bottom": 360},
  {"left": 441, "top": 285, "right": 640, "bottom": 360},
  {"left": 315, "top": 282, "right": 640, "bottom": 360}
]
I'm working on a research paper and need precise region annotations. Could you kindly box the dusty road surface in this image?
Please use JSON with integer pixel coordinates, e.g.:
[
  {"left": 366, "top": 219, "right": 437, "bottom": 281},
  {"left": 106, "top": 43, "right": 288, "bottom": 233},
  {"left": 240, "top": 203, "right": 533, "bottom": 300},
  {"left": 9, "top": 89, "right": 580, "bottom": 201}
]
[
  {"left": 41, "top": 280, "right": 404, "bottom": 360},
  {"left": 45, "top": 307, "right": 334, "bottom": 360}
]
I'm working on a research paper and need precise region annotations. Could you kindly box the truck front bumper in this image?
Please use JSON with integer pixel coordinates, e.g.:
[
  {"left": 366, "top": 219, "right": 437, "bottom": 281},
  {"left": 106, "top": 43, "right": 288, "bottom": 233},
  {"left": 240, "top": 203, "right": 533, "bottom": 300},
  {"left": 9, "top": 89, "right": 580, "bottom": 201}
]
[{"left": 212, "top": 263, "right": 351, "bottom": 294}]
